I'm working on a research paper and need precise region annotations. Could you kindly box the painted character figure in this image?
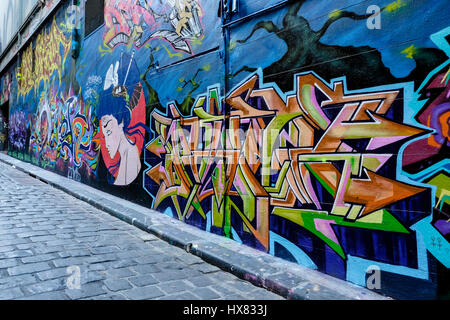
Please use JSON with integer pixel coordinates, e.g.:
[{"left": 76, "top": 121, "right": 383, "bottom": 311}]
[
  {"left": 98, "top": 96, "right": 142, "bottom": 186},
  {"left": 98, "top": 51, "right": 147, "bottom": 186}
]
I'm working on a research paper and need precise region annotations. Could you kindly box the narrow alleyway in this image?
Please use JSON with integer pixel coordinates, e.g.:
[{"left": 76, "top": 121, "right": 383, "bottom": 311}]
[{"left": 0, "top": 161, "right": 284, "bottom": 300}]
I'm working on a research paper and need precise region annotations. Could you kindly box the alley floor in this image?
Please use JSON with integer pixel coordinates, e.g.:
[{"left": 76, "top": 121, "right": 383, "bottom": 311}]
[{"left": 0, "top": 161, "right": 285, "bottom": 300}]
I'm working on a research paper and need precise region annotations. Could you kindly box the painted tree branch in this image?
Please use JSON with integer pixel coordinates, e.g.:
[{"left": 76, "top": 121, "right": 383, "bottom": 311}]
[
  {"left": 236, "top": 21, "right": 280, "bottom": 44},
  {"left": 316, "top": 7, "right": 386, "bottom": 39}
]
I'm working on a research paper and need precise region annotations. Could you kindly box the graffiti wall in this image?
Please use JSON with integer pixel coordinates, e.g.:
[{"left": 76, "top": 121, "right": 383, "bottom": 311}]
[{"left": 1, "top": 0, "right": 449, "bottom": 299}]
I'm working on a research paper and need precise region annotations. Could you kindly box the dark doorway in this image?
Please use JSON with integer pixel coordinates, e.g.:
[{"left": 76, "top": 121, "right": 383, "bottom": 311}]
[{"left": 0, "top": 102, "right": 9, "bottom": 151}]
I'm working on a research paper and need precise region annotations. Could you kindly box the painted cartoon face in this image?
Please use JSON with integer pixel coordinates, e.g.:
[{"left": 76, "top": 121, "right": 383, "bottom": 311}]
[{"left": 101, "top": 114, "right": 123, "bottom": 159}]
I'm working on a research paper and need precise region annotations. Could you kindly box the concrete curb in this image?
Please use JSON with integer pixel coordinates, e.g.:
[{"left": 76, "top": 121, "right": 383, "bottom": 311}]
[{"left": 0, "top": 153, "right": 391, "bottom": 300}]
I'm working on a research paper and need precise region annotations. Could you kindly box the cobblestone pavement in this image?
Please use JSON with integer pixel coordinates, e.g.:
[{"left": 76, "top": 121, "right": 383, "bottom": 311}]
[{"left": 0, "top": 161, "right": 284, "bottom": 300}]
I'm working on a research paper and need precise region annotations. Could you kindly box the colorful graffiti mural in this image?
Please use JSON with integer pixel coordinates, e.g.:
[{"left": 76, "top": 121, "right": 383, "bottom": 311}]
[
  {"left": 29, "top": 87, "right": 99, "bottom": 180},
  {"left": 17, "top": 17, "right": 72, "bottom": 97},
  {"left": 95, "top": 51, "right": 147, "bottom": 186},
  {"left": 102, "top": 0, "right": 203, "bottom": 55},
  {"left": 144, "top": 70, "right": 430, "bottom": 264},
  {"left": 0, "top": 71, "right": 12, "bottom": 105},
  {"left": 8, "top": 110, "right": 27, "bottom": 151}
]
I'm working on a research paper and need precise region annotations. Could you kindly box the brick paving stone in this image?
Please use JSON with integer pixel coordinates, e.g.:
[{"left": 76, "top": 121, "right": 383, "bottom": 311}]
[
  {"left": 152, "top": 270, "right": 190, "bottom": 282},
  {"left": 132, "top": 264, "right": 162, "bottom": 275},
  {"left": 52, "top": 257, "right": 88, "bottom": 268},
  {"left": 247, "top": 289, "right": 284, "bottom": 300},
  {"left": 0, "top": 287, "right": 24, "bottom": 299},
  {"left": 21, "top": 253, "right": 58, "bottom": 264},
  {"left": 19, "top": 291, "right": 69, "bottom": 300},
  {"left": 186, "top": 275, "right": 217, "bottom": 288},
  {"left": 111, "top": 259, "right": 138, "bottom": 269},
  {"left": 7, "top": 262, "right": 51, "bottom": 276},
  {"left": 128, "top": 275, "right": 159, "bottom": 287},
  {"left": 65, "top": 282, "right": 107, "bottom": 299},
  {"left": 191, "top": 287, "right": 221, "bottom": 300},
  {"left": 122, "top": 286, "right": 165, "bottom": 300},
  {"left": 0, "top": 274, "right": 38, "bottom": 289},
  {"left": 0, "top": 258, "right": 19, "bottom": 268},
  {"left": 17, "top": 231, "right": 50, "bottom": 238},
  {"left": 191, "top": 262, "right": 222, "bottom": 274},
  {"left": 106, "top": 267, "right": 136, "bottom": 278},
  {"left": 90, "top": 246, "right": 120, "bottom": 255},
  {"left": 158, "top": 292, "right": 199, "bottom": 300},
  {"left": 58, "top": 249, "right": 91, "bottom": 258},
  {"left": 81, "top": 271, "right": 107, "bottom": 284},
  {"left": 223, "top": 280, "right": 257, "bottom": 292},
  {"left": 24, "top": 278, "right": 66, "bottom": 295},
  {"left": 0, "top": 249, "right": 33, "bottom": 259},
  {"left": 0, "top": 246, "right": 15, "bottom": 253},
  {"left": 103, "top": 279, "right": 132, "bottom": 292},
  {"left": 36, "top": 267, "right": 70, "bottom": 281},
  {"left": 206, "top": 284, "right": 238, "bottom": 297},
  {"left": 157, "top": 280, "right": 195, "bottom": 294}
]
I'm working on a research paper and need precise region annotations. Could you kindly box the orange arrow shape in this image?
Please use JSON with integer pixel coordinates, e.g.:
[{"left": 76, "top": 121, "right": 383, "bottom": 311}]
[{"left": 345, "top": 169, "right": 426, "bottom": 217}]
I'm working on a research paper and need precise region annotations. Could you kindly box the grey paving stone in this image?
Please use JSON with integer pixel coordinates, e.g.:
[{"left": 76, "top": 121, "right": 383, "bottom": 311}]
[
  {"left": 205, "top": 284, "right": 238, "bottom": 296},
  {"left": 18, "top": 291, "right": 69, "bottom": 300},
  {"left": 128, "top": 275, "right": 159, "bottom": 287},
  {"left": 106, "top": 267, "right": 136, "bottom": 278},
  {"left": 31, "top": 225, "right": 55, "bottom": 231},
  {"left": 224, "top": 280, "right": 258, "bottom": 292},
  {"left": 158, "top": 292, "right": 199, "bottom": 300},
  {"left": 52, "top": 257, "right": 88, "bottom": 268},
  {"left": 58, "top": 249, "right": 91, "bottom": 258},
  {"left": 0, "top": 160, "right": 290, "bottom": 301},
  {"left": 87, "top": 263, "right": 109, "bottom": 271},
  {"left": 122, "top": 286, "right": 165, "bottom": 300},
  {"left": 132, "top": 264, "right": 162, "bottom": 275},
  {"left": 24, "top": 278, "right": 66, "bottom": 295},
  {"left": 175, "top": 253, "right": 204, "bottom": 265},
  {"left": 111, "top": 259, "right": 138, "bottom": 269},
  {"left": 7, "top": 262, "right": 51, "bottom": 276},
  {"left": 29, "top": 235, "right": 56, "bottom": 243},
  {"left": 85, "top": 293, "right": 126, "bottom": 300},
  {"left": 0, "top": 286, "right": 24, "bottom": 299},
  {"left": 36, "top": 267, "right": 70, "bottom": 281},
  {"left": 0, "top": 249, "right": 33, "bottom": 259},
  {"left": 222, "top": 293, "right": 247, "bottom": 300},
  {"left": 0, "top": 274, "right": 38, "bottom": 289},
  {"left": 21, "top": 253, "right": 58, "bottom": 264},
  {"left": 65, "top": 282, "right": 107, "bottom": 300},
  {"left": 0, "top": 258, "right": 19, "bottom": 268},
  {"left": 186, "top": 275, "right": 216, "bottom": 288},
  {"left": 0, "top": 246, "right": 15, "bottom": 253},
  {"left": 191, "top": 262, "right": 222, "bottom": 274},
  {"left": 247, "top": 290, "right": 285, "bottom": 300},
  {"left": 81, "top": 271, "right": 107, "bottom": 284},
  {"left": 157, "top": 280, "right": 195, "bottom": 294},
  {"left": 86, "top": 253, "right": 118, "bottom": 264},
  {"left": 33, "top": 245, "right": 65, "bottom": 254},
  {"left": 191, "top": 287, "right": 222, "bottom": 299},
  {"left": 17, "top": 231, "right": 50, "bottom": 238},
  {"left": 157, "top": 261, "right": 190, "bottom": 271},
  {"left": 103, "top": 279, "right": 133, "bottom": 292},
  {"left": 45, "top": 239, "right": 69, "bottom": 246},
  {"left": 133, "top": 254, "right": 175, "bottom": 264},
  {"left": 152, "top": 270, "right": 190, "bottom": 282}
]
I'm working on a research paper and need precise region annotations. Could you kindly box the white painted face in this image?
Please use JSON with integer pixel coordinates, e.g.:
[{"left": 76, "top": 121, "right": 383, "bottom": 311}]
[{"left": 101, "top": 114, "right": 123, "bottom": 159}]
